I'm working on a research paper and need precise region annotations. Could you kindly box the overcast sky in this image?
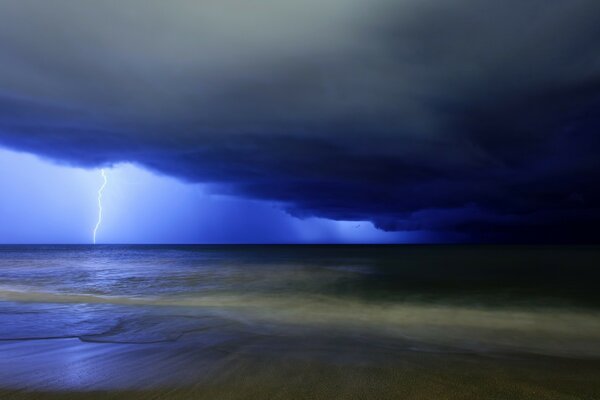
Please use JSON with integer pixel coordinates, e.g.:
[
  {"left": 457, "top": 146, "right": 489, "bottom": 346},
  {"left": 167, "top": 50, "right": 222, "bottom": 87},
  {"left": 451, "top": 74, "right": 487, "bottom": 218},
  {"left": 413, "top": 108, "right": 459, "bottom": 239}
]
[{"left": 0, "top": 0, "right": 599, "bottom": 242}]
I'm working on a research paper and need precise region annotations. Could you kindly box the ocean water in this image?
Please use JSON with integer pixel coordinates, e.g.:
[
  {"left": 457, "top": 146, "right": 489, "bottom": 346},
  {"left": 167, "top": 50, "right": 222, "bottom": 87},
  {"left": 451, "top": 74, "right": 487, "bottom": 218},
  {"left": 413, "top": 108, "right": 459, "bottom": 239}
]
[{"left": 0, "top": 245, "right": 599, "bottom": 395}]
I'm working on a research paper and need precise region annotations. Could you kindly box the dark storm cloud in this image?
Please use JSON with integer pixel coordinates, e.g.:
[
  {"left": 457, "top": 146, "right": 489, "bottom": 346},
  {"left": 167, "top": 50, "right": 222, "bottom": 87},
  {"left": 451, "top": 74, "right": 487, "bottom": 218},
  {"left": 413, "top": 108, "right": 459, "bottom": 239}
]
[{"left": 1, "top": 0, "right": 600, "bottom": 241}]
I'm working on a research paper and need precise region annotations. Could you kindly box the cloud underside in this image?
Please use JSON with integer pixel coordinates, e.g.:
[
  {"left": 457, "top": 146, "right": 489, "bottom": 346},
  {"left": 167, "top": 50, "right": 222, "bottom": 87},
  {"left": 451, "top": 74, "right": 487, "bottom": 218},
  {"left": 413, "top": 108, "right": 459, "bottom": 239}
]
[{"left": 1, "top": 0, "right": 600, "bottom": 241}]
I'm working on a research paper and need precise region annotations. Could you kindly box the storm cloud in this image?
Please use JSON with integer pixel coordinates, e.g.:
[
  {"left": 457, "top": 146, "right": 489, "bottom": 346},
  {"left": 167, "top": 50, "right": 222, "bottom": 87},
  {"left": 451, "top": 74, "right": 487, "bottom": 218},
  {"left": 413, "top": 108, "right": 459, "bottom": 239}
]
[{"left": 1, "top": 0, "right": 599, "bottom": 241}]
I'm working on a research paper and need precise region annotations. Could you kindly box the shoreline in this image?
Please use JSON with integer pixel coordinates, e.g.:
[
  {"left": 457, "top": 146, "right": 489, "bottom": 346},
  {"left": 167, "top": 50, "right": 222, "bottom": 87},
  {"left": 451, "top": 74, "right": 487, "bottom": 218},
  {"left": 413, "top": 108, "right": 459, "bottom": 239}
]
[{"left": 1, "top": 337, "right": 599, "bottom": 399}]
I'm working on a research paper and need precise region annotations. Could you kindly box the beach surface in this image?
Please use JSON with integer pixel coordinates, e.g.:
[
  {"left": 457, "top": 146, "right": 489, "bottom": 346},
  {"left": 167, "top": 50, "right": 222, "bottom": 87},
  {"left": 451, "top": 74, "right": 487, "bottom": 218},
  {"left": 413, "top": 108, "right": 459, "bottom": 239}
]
[{"left": 2, "top": 336, "right": 600, "bottom": 400}]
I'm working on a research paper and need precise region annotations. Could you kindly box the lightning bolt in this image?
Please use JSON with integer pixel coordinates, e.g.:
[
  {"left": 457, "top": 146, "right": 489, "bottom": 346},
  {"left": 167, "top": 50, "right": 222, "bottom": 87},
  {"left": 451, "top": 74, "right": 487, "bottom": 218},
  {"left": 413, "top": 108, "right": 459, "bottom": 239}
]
[{"left": 93, "top": 169, "right": 108, "bottom": 244}]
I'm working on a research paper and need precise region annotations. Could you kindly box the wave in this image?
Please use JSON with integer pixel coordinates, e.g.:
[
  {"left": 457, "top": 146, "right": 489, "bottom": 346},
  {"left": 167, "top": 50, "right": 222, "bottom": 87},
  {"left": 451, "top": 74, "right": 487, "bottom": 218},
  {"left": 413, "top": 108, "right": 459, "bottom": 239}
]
[{"left": 1, "top": 285, "right": 600, "bottom": 358}]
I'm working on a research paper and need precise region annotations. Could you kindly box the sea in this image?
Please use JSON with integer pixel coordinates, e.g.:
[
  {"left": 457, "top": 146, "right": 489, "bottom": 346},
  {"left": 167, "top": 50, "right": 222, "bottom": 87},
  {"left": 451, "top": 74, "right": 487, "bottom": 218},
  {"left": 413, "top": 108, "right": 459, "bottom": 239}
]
[{"left": 0, "top": 245, "right": 599, "bottom": 398}]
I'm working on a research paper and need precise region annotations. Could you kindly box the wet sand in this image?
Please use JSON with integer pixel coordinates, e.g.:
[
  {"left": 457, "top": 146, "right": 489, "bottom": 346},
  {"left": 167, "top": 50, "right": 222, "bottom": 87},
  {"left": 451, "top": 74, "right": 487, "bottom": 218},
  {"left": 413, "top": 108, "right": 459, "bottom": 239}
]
[{"left": 1, "top": 335, "right": 600, "bottom": 400}]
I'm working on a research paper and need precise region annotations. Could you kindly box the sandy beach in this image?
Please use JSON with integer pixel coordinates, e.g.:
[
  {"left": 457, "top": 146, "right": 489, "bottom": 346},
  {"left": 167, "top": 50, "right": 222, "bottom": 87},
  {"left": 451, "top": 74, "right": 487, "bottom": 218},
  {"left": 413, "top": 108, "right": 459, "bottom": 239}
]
[{"left": 1, "top": 335, "right": 600, "bottom": 400}]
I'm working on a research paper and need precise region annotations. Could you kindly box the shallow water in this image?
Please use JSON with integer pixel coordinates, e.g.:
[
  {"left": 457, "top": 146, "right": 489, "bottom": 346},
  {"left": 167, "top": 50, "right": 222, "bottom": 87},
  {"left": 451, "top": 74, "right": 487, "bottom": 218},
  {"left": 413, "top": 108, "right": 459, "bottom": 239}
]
[{"left": 0, "top": 245, "right": 599, "bottom": 396}]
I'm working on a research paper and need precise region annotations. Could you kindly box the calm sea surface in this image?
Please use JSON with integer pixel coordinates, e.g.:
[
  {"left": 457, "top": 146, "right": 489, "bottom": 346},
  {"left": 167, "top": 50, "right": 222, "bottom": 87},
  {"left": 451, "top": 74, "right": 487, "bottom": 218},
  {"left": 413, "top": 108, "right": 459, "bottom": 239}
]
[{"left": 0, "top": 245, "right": 599, "bottom": 397}]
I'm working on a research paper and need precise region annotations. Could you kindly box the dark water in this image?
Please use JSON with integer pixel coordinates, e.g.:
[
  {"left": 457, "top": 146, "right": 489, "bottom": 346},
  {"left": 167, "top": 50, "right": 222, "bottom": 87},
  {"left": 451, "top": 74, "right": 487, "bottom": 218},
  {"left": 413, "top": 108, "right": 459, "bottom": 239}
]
[{"left": 0, "top": 245, "right": 599, "bottom": 395}]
